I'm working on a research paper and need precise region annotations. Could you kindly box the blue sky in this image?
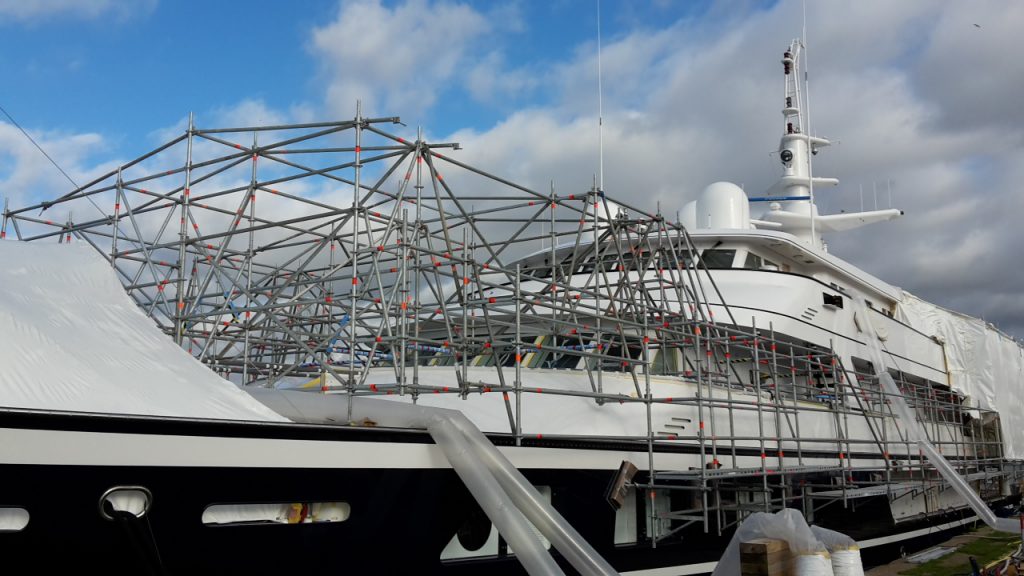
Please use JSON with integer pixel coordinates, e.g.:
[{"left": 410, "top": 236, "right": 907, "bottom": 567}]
[
  {"left": 0, "top": 0, "right": 726, "bottom": 144},
  {"left": 2, "top": 0, "right": 1024, "bottom": 335},
  {"left": 0, "top": 0, "right": 324, "bottom": 136}
]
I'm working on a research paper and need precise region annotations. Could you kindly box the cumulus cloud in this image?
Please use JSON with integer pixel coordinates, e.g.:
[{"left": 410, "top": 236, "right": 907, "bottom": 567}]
[
  {"left": 464, "top": 51, "right": 539, "bottom": 105},
  {"left": 436, "top": 0, "right": 1024, "bottom": 337},
  {"left": 912, "top": 1, "right": 1024, "bottom": 131},
  {"left": 212, "top": 99, "right": 290, "bottom": 129},
  {"left": 0, "top": 122, "right": 119, "bottom": 211},
  {"left": 0, "top": 0, "right": 155, "bottom": 23},
  {"left": 309, "top": 0, "right": 490, "bottom": 119},
  {"left": 6, "top": 0, "right": 1023, "bottom": 337}
]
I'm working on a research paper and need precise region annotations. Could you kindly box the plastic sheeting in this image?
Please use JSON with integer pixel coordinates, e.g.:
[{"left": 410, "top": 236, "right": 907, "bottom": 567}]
[
  {"left": 830, "top": 550, "right": 864, "bottom": 576},
  {"left": 712, "top": 508, "right": 829, "bottom": 576},
  {"left": 811, "top": 526, "right": 864, "bottom": 576},
  {"left": 897, "top": 291, "right": 1024, "bottom": 458},
  {"left": 0, "top": 241, "right": 286, "bottom": 422},
  {"left": 793, "top": 553, "right": 834, "bottom": 576},
  {"left": 858, "top": 297, "right": 1019, "bottom": 533}
]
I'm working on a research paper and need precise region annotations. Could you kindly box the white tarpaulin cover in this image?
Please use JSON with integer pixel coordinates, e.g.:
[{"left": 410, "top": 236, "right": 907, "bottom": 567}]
[
  {"left": 896, "top": 291, "right": 1024, "bottom": 459},
  {"left": 0, "top": 240, "right": 286, "bottom": 422}
]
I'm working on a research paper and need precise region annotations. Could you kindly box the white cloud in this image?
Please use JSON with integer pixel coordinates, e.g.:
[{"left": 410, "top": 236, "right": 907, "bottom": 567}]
[
  {"left": 912, "top": 0, "right": 1024, "bottom": 131},
  {"left": 212, "top": 99, "right": 289, "bottom": 129},
  {"left": 309, "top": 0, "right": 490, "bottom": 119},
  {"left": 435, "top": 0, "right": 1024, "bottom": 335},
  {"left": 0, "top": 122, "right": 119, "bottom": 211},
  {"left": 464, "top": 51, "right": 539, "bottom": 105},
  {"left": 205, "top": 0, "right": 1024, "bottom": 336},
  {"left": 6, "top": 0, "right": 1023, "bottom": 337},
  {"left": 0, "top": 0, "right": 155, "bottom": 23}
]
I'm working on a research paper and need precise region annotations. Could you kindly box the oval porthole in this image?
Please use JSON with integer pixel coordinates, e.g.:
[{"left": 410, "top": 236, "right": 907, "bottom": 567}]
[
  {"left": 203, "top": 502, "right": 350, "bottom": 526},
  {"left": 99, "top": 486, "right": 153, "bottom": 521},
  {"left": 0, "top": 508, "right": 30, "bottom": 533}
]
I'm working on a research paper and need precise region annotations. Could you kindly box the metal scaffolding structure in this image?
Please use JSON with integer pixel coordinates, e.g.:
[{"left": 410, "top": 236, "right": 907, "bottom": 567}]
[{"left": 3, "top": 113, "right": 1019, "bottom": 544}]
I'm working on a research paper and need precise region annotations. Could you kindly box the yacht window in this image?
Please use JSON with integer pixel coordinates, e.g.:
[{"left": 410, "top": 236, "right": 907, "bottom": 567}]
[
  {"left": 823, "top": 293, "right": 844, "bottom": 309},
  {"left": 745, "top": 252, "right": 780, "bottom": 270},
  {"left": 528, "top": 261, "right": 576, "bottom": 280},
  {"left": 700, "top": 249, "right": 736, "bottom": 269},
  {"left": 544, "top": 336, "right": 584, "bottom": 370},
  {"left": 0, "top": 508, "right": 29, "bottom": 533},
  {"left": 580, "top": 252, "right": 637, "bottom": 274},
  {"left": 203, "top": 502, "right": 350, "bottom": 526},
  {"left": 657, "top": 248, "right": 693, "bottom": 269}
]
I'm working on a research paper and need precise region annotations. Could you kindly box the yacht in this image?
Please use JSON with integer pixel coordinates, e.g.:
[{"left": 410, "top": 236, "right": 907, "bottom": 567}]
[{"left": 1, "top": 38, "right": 1021, "bottom": 575}]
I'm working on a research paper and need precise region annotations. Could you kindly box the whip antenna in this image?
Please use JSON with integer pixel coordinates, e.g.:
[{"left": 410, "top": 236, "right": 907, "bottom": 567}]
[{"left": 596, "top": 0, "right": 604, "bottom": 193}]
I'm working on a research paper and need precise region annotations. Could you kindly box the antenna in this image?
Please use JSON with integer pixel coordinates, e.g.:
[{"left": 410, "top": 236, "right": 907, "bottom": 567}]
[
  {"left": 802, "top": 0, "right": 808, "bottom": 55},
  {"left": 801, "top": 0, "right": 816, "bottom": 247},
  {"left": 0, "top": 102, "right": 104, "bottom": 218},
  {"left": 596, "top": 0, "right": 604, "bottom": 193},
  {"left": 0, "top": 102, "right": 80, "bottom": 192}
]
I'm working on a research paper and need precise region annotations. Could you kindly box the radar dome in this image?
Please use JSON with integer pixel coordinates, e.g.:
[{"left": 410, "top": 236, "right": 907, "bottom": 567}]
[
  {"left": 680, "top": 199, "right": 697, "bottom": 230},
  {"left": 695, "top": 182, "right": 750, "bottom": 229}
]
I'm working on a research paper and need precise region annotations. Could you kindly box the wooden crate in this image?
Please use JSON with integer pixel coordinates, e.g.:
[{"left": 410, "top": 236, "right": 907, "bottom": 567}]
[{"left": 740, "top": 538, "right": 793, "bottom": 576}]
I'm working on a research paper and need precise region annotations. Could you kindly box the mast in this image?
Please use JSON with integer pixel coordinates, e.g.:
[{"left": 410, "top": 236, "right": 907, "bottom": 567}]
[
  {"left": 774, "top": 40, "right": 836, "bottom": 249},
  {"left": 760, "top": 40, "right": 901, "bottom": 246}
]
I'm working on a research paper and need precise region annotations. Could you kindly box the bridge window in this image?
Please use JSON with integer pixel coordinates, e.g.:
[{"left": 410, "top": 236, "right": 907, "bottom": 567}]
[
  {"left": 700, "top": 249, "right": 736, "bottom": 269},
  {"left": 744, "top": 251, "right": 779, "bottom": 270}
]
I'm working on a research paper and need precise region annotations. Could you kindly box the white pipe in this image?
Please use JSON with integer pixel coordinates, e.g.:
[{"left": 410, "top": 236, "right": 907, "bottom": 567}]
[
  {"left": 426, "top": 411, "right": 563, "bottom": 576},
  {"left": 447, "top": 411, "right": 619, "bottom": 576},
  {"left": 249, "top": 390, "right": 619, "bottom": 574}
]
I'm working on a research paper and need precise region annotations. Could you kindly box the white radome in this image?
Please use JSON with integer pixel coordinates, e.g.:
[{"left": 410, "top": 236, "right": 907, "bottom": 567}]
[{"left": 684, "top": 181, "right": 751, "bottom": 230}]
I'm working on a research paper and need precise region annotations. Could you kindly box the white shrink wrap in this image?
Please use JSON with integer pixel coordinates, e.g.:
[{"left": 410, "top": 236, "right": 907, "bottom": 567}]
[
  {"left": 896, "top": 291, "right": 1024, "bottom": 458},
  {"left": 859, "top": 297, "right": 1019, "bottom": 533},
  {"left": 0, "top": 241, "right": 285, "bottom": 422}
]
